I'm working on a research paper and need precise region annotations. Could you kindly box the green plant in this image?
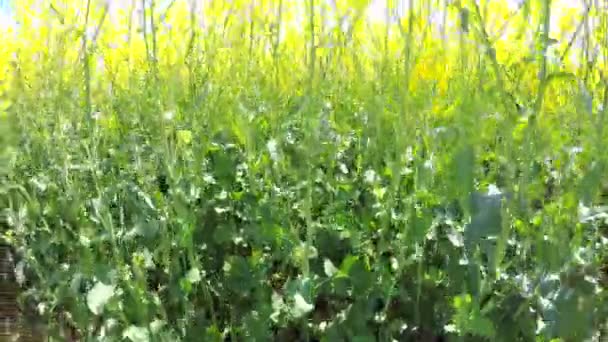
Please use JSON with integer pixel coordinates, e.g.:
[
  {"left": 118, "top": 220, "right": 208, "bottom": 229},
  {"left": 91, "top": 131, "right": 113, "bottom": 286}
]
[{"left": 1, "top": 0, "right": 607, "bottom": 341}]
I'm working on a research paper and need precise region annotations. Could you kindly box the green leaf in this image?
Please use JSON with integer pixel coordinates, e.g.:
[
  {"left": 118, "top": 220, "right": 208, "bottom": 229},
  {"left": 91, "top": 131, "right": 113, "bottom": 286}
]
[
  {"left": 552, "top": 287, "right": 595, "bottom": 339},
  {"left": 465, "top": 190, "right": 506, "bottom": 256},
  {"left": 451, "top": 144, "right": 475, "bottom": 200},
  {"left": 123, "top": 325, "right": 150, "bottom": 342},
  {"left": 578, "top": 162, "right": 602, "bottom": 204},
  {"left": 339, "top": 255, "right": 359, "bottom": 276},
  {"left": 459, "top": 8, "right": 469, "bottom": 33},
  {"left": 469, "top": 312, "right": 496, "bottom": 338},
  {"left": 224, "top": 256, "right": 255, "bottom": 293},
  {"left": 352, "top": 336, "right": 376, "bottom": 342},
  {"left": 348, "top": 258, "right": 373, "bottom": 294},
  {"left": 205, "top": 325, "right": 224, "bottom": 342},
  {"left": 292, "top": 242, "right": 319, "bottom": 264}
]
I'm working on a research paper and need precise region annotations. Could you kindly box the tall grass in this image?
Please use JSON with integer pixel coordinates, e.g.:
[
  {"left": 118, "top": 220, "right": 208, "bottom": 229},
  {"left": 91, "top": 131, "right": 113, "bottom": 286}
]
[{"left": 1, "top": 0, "right": 607, "bottom": 340}]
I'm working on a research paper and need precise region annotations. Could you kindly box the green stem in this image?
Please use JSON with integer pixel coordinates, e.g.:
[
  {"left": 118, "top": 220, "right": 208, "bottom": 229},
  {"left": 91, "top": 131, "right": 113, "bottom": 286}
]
[
  {"left": 141, "top": 0, "right": 151, "bottom": 64},
  {"left": 532, "top": 0, "right": 552, "bottom": 119},
  {"left": 150, "top": 0, "right": 158, "bottom": 65},
  {"left": 82, "top": 0, "right": 92, "bottom": 119},
  {"left": 273, "top": 0, "right": 283, "bottom": 89},
  {"left": 471, "top": 2, "right": 512, "bottom": 114},
  {"left": 308, "top": 0, "right": 316, "bottom": 89}
]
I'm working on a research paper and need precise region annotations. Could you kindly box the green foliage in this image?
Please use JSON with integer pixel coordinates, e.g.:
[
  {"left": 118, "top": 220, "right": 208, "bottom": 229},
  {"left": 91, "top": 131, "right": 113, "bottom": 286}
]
[{"left": 1, "top": 0, "right": 608, "bottom": 341}]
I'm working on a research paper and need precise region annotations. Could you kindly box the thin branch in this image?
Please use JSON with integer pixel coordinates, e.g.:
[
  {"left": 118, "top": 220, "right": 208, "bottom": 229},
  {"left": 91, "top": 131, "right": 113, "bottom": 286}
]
[
  {"left": 559, "top": 3, "right": 591, "bottom": 64},
  {"left": 532, "top": 0, "right": 553, "bottom": 119},
  {"left": 273, "top": 0, "right": 283, "bottom": 87},
  {"left": 184, "top": 0, "right": 198, "bottom": 62},
  {"left": 142, "top": 0, "right": 151, "bottom": 63},
  {"left": 471, "top": 2, "right": 517, "bottom": 114},
  {"left": 49, "top": 2, "right": 65, "bottom": 25},
  {"left": 77, "top": 2, "right": 109, "bottom": 63},
  {"left": 158, "top": 0, "right": 177, "bottom": 22},
  {"left": 490, "top": 1, "right": 526, "bottom": 43},
  {"left": 90, "top": 2, "right": 110, "bottom": 47},
  {"left": 150, "top": 0, "right": 158, "bottom": 64},
  {"left": 81, "top": 0, "right": 92, "bottom": 117}
]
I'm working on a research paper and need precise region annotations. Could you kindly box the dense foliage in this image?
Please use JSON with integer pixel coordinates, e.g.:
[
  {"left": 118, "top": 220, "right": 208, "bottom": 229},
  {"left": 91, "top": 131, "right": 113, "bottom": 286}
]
[{"left": 1, "top": 0, "right": 607, "bottom": 340}]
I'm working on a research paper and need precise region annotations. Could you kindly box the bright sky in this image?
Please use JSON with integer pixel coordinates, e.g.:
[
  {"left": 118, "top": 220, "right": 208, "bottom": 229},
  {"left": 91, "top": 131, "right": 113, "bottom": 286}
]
[
  {"left": 0, "top": 0, "right": 589, "bottom": 47},
  {"left": 0, "top": 0, "right": 594, "bottom": 70},
  {"left": 0, "top": 0, "right": 13, "bottom": 27}
]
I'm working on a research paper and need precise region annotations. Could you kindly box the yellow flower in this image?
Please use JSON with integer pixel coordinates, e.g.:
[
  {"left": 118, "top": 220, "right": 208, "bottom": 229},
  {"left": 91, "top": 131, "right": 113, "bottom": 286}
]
[{"left": 176, "top": 129, "right": 193, "bottom": 146}]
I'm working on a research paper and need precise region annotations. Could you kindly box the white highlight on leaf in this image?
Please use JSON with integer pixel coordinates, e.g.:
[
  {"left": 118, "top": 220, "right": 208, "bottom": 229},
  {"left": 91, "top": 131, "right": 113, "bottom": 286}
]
[
  {"left": 163, "top": 110, "right": 174, "bottom": 121},
  {"left": 390, "top": 257, "right": 399, "bottom": 271},
  {"left": 185, "top": 268, "right": 202, "bottom": 284},
  {"left": 447, "top": 230, "right": 464, "bottom": 247},
  {"left": 323, "top": 258, "right": 338, "bottom": 277},
  {"left": 364, "top": 169, "right": 377, "bottom": 184},
  {"left": 123, "top": 325, "right": 149, "bottom": 342},
  {"left": 150, "top": 320, "right": 166, "bottom": 334},
  {"left": 142, "top": 248, "right": 155, "bottom": 269},
  {"left": 267, "top": 138, "right": 279, "bottom": 162},
  {"left": 270, "top": 291, "right": 285, "bottom": 323},
  {"left": 203, "top": 174, "right": 216, "bottom": 184},
  {"left": 87, "top": 282, "right": 116, "bottom": 315},
  {"left": 91, "top": 111, "right": 102, "bottom": 120},
  {"left": 292, "top": 292, "right": 314, "bottom": 318},
  {"left": 339, "top": 163, "right": 349, "bottom": 174},
  {"left": 444, "top": 324, "right": 458, "bottom": 333},
  {"left": 14, "top": 261, "right": 25, "bottom": 286},
  {"left": 487, "top": 184, "right": 502, "bottom": 196}
]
